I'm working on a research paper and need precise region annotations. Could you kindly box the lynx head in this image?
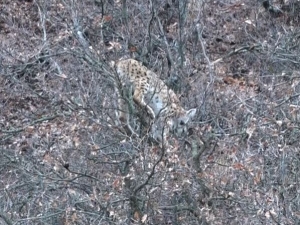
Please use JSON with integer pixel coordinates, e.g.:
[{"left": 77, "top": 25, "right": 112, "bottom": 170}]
[{"left": 169, "top": 108, "right": 197, "bottom": 136}]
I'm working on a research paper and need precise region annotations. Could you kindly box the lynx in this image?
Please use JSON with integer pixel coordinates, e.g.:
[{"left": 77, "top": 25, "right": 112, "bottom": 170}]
[{"left": 114, "top": 59, "right": 196, "bottom": 143}]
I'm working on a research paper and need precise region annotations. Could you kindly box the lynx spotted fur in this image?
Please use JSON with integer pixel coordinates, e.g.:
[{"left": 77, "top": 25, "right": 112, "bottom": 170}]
[{"left": 115, "top": 59, "right": 196, "bottom": 143}]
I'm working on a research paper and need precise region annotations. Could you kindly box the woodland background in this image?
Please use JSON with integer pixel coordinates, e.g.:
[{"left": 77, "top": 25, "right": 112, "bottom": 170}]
[{"left": 0, "top": 0, "right": 300, "bottom": 224}]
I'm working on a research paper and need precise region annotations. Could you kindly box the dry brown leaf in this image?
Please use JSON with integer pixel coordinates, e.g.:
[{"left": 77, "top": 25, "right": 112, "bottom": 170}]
[
  {"left": 233, "top": 163, "right": 245, "bottom": 170},
  {"left": 223, "top": 76, "right": 238, "bottom": 85},
  {"left": 254, "top": 170, "right": 262, "bottom": 185},
  {"left": 207, "top": 155, "right": 214, "bottom": 162},
  {"left": 71, "top": 212, "right": 78, "bottom": 222},
  {"left": 112, "top": 178, "right": 120, "bottom": 189},
  {"left": 103, "top": 192, "right": 110, "bottom": 201},
  {"left": 103, "top": 15, "right": 112, "bottom": 22},
  {"left": 134, "top": 211, "right": 140, "bottom": 221}
]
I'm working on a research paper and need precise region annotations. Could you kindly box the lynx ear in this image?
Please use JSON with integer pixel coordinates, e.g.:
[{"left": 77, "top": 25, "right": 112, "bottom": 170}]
[
  {"left": 179, "top": 108, "right": 197, "bottom": 125},
  {"left": 186, "top": 108, "right": 196, "bottom": 119}
]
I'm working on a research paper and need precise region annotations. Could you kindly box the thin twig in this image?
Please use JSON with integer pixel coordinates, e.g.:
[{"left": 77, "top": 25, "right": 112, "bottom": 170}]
[{"left": 0, "top": 114, "right": 59, "bottom": 134}]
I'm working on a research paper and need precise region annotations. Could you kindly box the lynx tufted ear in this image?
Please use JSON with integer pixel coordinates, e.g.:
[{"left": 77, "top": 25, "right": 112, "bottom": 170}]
[{"left": 186, "top": 108, "right": 197, "bottom": 119}]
